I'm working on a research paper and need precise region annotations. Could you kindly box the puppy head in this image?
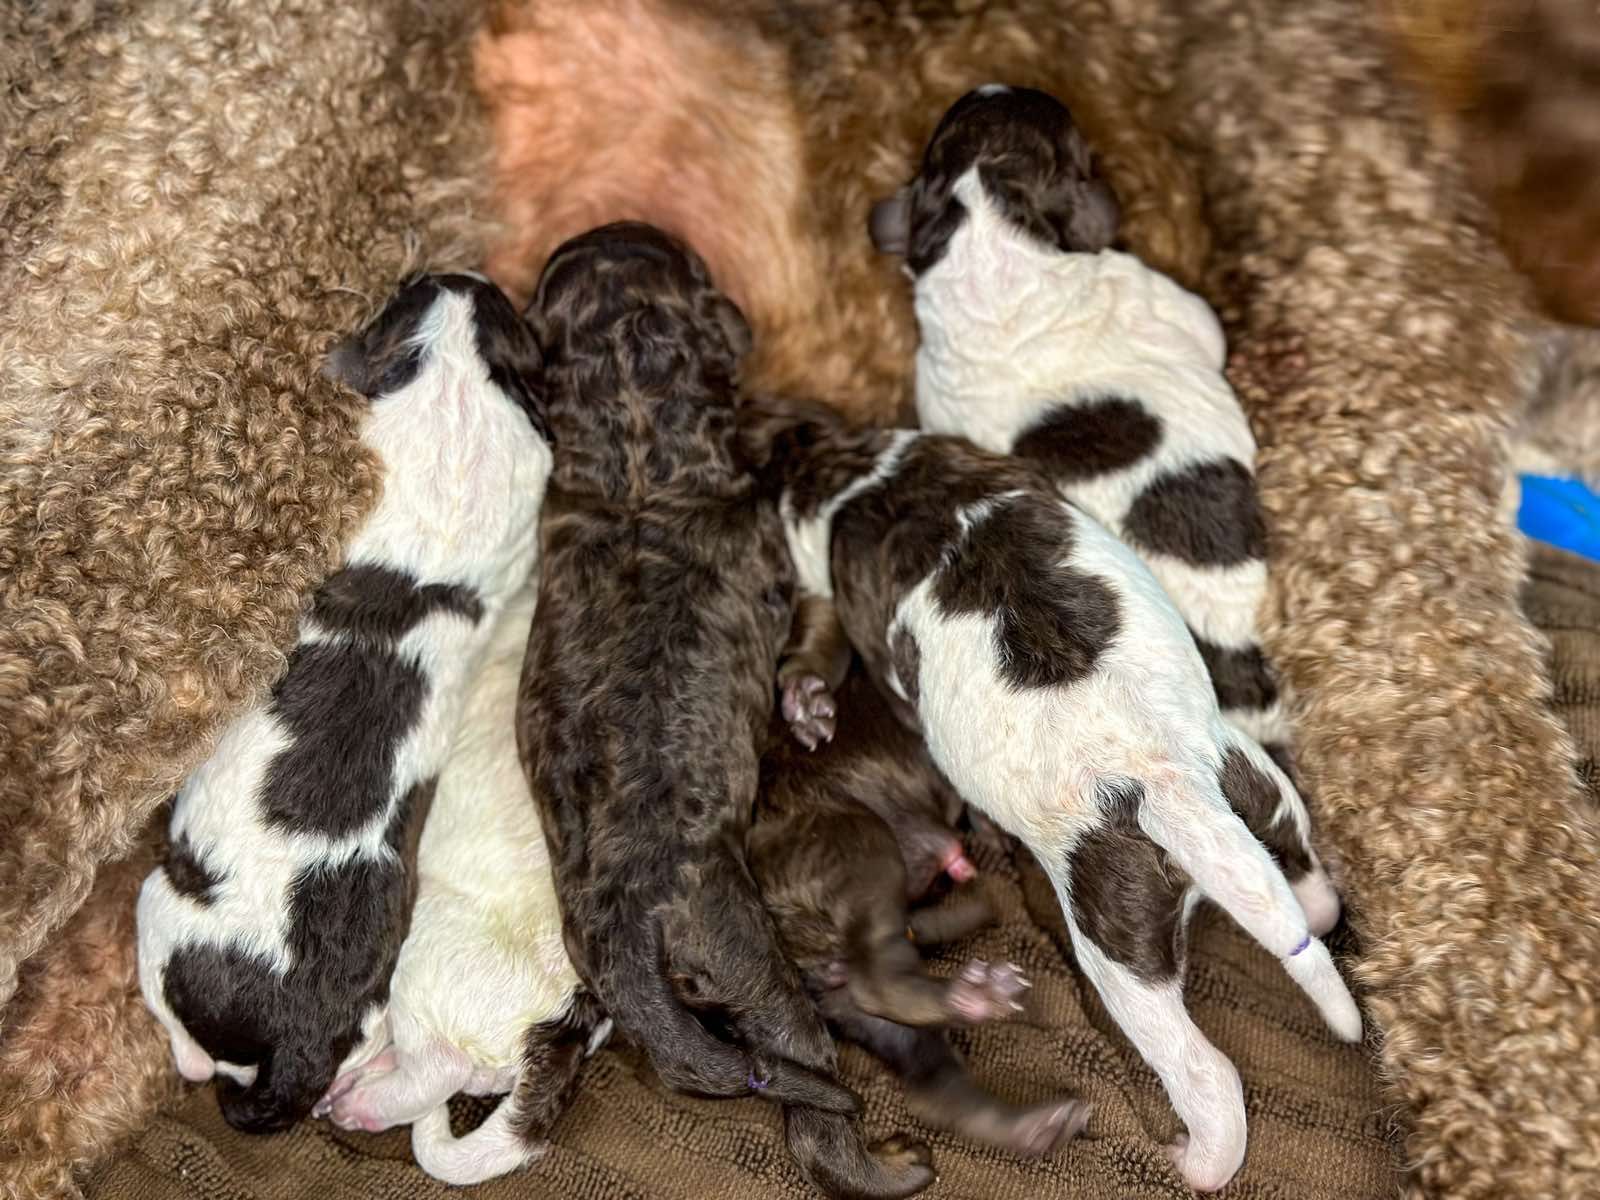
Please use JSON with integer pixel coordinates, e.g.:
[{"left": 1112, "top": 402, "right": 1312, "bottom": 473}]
[
  {"left": 526, "top": 221, "right": 752, "bottom": 391},
  {"left": 870, "top": 85, "right": 1122, "bottom": 275},
  {"left": 324, "top": 273, "right": 553, "bottom": 445},
  {"left": 323, "top": 273, "right": 555, "bottom": 591}
]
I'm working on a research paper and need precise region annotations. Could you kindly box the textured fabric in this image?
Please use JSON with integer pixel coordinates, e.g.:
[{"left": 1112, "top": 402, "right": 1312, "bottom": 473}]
[
  {"left": 87, "top": 830, "right": 1402, "bottom": 1199},
  {"left": 1524, "top": 544, "right": 1600, "bottom": 800}
]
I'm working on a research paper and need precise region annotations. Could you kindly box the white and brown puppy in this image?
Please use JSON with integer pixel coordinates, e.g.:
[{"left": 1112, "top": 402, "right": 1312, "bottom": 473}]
[
  {"left": 744, "top": 400, "right": 1362, "bottom": 1193},
  {"left": 135, "top": 275, "right": 554, "bottom": 1134},
  {"left": 871, "top": 87, "right": 1339, "bottom": 932},
  {"left": 314, "top": 577, "right": 594, "bottom": 1186}
]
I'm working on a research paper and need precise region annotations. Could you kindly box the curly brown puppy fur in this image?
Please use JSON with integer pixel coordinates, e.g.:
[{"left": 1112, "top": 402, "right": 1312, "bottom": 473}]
[
  {"left": 750, "top": 666, "right": 1092, "bottom": 1159},
  {"left": 517, "top": 222, "right": 934, "bottom": 1199}
]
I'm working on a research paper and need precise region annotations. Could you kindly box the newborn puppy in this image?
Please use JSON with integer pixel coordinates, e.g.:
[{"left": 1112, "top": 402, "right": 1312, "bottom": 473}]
[
  {"left": 518, "top": 222, "right": 934, "bottom": 1199},
  {"left": 871, "top": 87, "right": 1340, "bottom": 933},
  {"left": 744, "top": 398, "right": 1362, "bottom": 1193},
  {"left": 315, "top": 578, "right": 594, "bottom": 1186},
  {"left": 750, "top": 662, "right": 1091, "bottom": 1159},
  {"left": 135, "top": 275, "right": 553, "bottom": 1134}
]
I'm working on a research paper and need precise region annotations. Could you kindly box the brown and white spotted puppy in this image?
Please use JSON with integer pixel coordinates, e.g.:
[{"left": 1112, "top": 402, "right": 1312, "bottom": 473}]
[
  {"left": 743, "top": 397, "right": 1361, "bottom": 1193},
  {"left": 750, "top": 661, "right": 1092, "bottom": 1159},
  {"left": 517, "top": 222, "right": 934, "bottom": 1200},
  {"left": 135, "top": 275, "right": 553, "bottom": 1134},
  {"left": 871, "top": 87, "right": 1340, "bottom": 932}
]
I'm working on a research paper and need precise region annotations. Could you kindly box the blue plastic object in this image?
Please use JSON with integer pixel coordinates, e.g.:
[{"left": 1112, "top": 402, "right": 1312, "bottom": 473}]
[{"left": 1518, "top": 474, "right": 1600, "bottom": 562}]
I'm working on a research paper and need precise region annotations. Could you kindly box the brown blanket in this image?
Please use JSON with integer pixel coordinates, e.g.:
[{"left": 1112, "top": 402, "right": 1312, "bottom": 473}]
[
  {"left": 1524, "top": 544, "right": 1600, "bottom": 800},
  {"left": 87, "top": 830, "right": 1401, "bottom": 1200}
]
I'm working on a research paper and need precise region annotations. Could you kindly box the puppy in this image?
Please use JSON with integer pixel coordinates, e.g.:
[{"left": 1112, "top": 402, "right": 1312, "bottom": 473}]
[
  {"left": 744, "top": 398, "right": 1362, "bottom": 1193},
  {"left": 517, "top": 222, "right": 934, "bottom": 1199},
  {"left": 313, "top": 576, "right": 594, "bottom": 1185},
  {"left": 135, "top": 275, "right": 553, "bottom": 1134},
  {"left": 870, "top": 86, "right": 1342, "bottom": 931},
  {"left": 750, "top": 659, "right": 1092, "bottom": 1159}
]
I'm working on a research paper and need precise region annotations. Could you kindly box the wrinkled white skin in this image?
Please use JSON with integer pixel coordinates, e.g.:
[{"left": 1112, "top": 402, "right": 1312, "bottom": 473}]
[
  {"left": 136, "top": 287, "right": 554, "bottom": 1095},
  {"left": 314, "top": 579, "right": 586, "bottom": 1186},
  {"left": 784, "top": 443, "right": 1361, "bottom": 1194},
  {"left": 909, "top": 171, "right": 1343, "bottom": 939}
]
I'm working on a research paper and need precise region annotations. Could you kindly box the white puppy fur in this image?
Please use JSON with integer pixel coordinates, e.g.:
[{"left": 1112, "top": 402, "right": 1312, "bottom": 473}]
[
  {"left": 909, "top": 168, "right": 1341, "bottom": 938},
  {"left": 136, "top": 278, "right": 553, "bottom": 1130},
  {"left": 315, "top": 577, "right": 597, "bottom": 1186},
  {"left": 780, "top": 431, "right": 1361, "bottom": 1193}
]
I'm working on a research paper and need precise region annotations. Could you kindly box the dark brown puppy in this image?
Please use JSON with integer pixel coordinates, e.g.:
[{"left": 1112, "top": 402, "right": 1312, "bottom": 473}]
[
  {"left": 516, "top": 222, "right": 933, "bottom": 1200},
  {"left": 750, "top": 662, "right": 1092, "bottom": 1158}
]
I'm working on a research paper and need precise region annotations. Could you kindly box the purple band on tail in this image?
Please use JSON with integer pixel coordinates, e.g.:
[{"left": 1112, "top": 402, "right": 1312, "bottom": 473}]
[
  {"left": 747, "top": 1071, "right": 769, "bottom": 1092},
  {"left": 1289, "top": 935, "right": 1311, "bottom": 957}
]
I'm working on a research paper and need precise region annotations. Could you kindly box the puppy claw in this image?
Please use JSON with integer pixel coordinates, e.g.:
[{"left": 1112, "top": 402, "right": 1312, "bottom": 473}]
[
  {"left": 870, "top": 1132, "right": 934, "bottom": 1173},
  {"left": 949, "top": 959, "right": 1032, "bottom": 1023},
  {"left": 1010, "top": 1098, "right": 1092, "bottom": 1157},
  {"left": 782, "top": 673, "right": 837, "bottom": 750},
  {"left": 315, "top": 1069, "right": 364, "bottom": 1117}
]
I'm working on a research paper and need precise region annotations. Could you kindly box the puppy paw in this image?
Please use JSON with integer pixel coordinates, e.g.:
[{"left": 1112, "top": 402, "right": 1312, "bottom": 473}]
[
  {"left": 870, "top": 1132, "right": 934, "bottom": 1174},
  {"left": 1009, "top": 1098, "right": 1091, "bottom": 1157},
  {"left": 329, "top": 1084, "right": 398, "bottom": 1135},
  {"left": 948, "top": 959, "right": 1030, "bottom": 1023},
  {"left": 314, "top": 1046, "right": 397, "bottom": 1119},
  {"left": 1167, "top": 1132, "right": 1241, "bottom": 1193},
  {"left": 942, "top": 846, "right": 977, "bottom": 884},
  {"left": 781, "top": 672, "right": 836, "bottom": 750}
]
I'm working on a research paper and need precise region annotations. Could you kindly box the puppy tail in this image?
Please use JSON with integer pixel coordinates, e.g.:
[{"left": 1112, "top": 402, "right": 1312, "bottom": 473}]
[
  {"left": 412, "top": 1098, "right": 544, "bottom": 1186},
  {"left": 1135, "top": 772, "right": 1362, "bottom": 1043},
  {"left": 1217, "top": 727, "right": 1343, "bottom": 937},
  {"left": 410, "top": 995, "right": 607, "bottom": 1185}
]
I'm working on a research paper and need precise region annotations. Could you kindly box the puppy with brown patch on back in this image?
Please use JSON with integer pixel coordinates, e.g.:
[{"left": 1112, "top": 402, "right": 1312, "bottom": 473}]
[
  {"left": 741, "top": 395, "right": 1362, "bottom": 1193},
  {"left": 750, "top": 662, "right": 1092, "bottom": 1159},
  {"left": 135, "top": 275, "right": 554, "bottom": 1136},
  {"left": 517, "top": 222, "right": 934, "bottom": 1200},
  {"left": 870, "top": 85, "right": 1343, "bottom": 937}
]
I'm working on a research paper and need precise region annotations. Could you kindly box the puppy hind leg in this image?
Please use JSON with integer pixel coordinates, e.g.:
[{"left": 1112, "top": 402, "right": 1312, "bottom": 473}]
[
  {"left": 168, "top": 1019, "right": 218, "bottom": 1084},
  {"left": 1220, "top": 729, "right": 1342, "bottom": 937},
  {"left": 328, "top": 1040, "right": 470, "bottom": 1133},
  {"left": 783, "top": 1106, "right": 934, "bottom": 1200},
  {"left": 216, "top": 1041, "right": 325, "bottom": 1135},
  {"left": 670, "top": 894, "right": 861, "bottom": 1115},
  {"left": 1136, "top": 778, "right": 1360, "bottom": 1041},
  {"left": 822, "top": 997, "right": 1088, "bottom": 1159},
  {"left": 906, "top": 889, "right": 995, "bottom": 946},
  {"left": 846, "top": 920, "right": 1027, "bottom": 1028},
  {"left": 1068, "top": 923, "right": 1246, "bottom": 1193},
  {"left": 639, "top": 968, "right": 858, "bottom": 1113},
  {"left": 509, "top": 991, "right": 607, "bottom": 1147}
]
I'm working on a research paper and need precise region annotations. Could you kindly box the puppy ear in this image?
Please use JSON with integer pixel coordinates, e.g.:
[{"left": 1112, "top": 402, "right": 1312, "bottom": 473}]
[
  {"left": 321, "top": 335, "right": 372, "bottom": 395},
  {"left": 1062, "top": 176, "right": 1121, "bottom": 253},
  {"left": 869, "top": 189, "right": 912, "bottom": 255},
  {"left": 698, "top": 288, "right": 753, "bottom": 367}
]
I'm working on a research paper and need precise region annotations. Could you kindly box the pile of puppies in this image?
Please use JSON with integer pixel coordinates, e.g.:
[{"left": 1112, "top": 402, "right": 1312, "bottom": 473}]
[{"left": 135, "top": 86, "right": 1360, "bottom": 1197}]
